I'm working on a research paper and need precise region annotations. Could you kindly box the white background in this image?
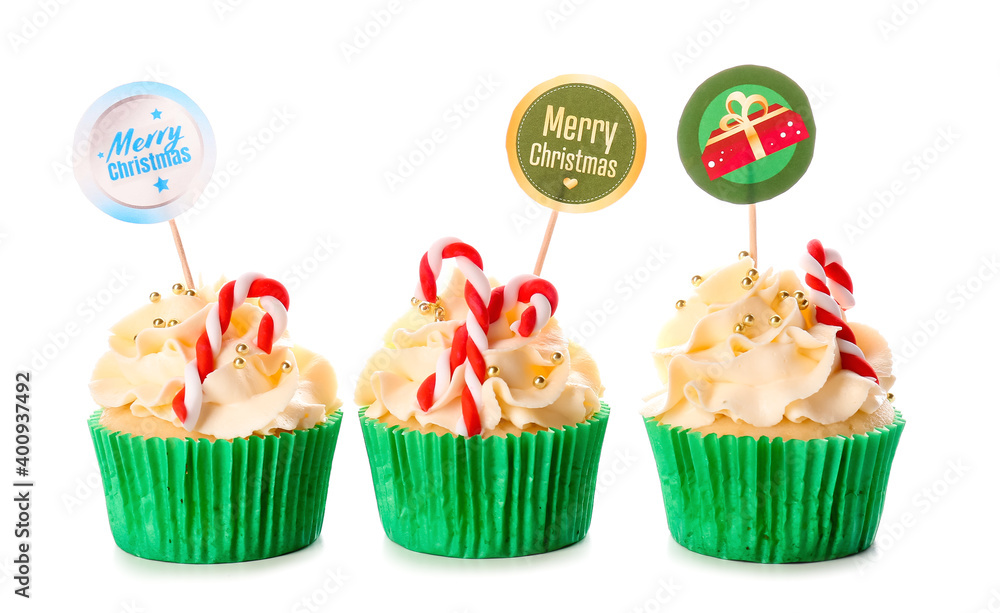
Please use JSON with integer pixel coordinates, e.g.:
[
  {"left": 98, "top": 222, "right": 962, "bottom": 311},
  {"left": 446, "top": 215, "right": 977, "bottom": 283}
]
[{"left": 1, "top": 0, "right": 997, "bottom": 611}]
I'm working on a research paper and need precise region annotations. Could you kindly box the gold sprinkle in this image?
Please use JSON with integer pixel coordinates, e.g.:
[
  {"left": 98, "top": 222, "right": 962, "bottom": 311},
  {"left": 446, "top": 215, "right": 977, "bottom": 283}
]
[
  {"left": 551, "top": 351, "right": 565, "bottom": 365},
  {"left": 532, "top": 375, "right": 547, "bottom": 389},
  {"left": 769, "top": 315, "right": 782, "bottom": 327},
  {"left": 149, "top": 292, "right": 161, "bottom": 303},
  {"left": 233, "top": 357, "right": 246, "bottom": 369},
  {"left": 411, "top": 297, "right": 420, "bottom": 306},
  {"left": 798, "top": 299, "right": 810, "bottom": 310},
  {"left": 184, "top": 289, "right": 197, "bottom": 297},
  {"left": 738, "top": 250, "right": 750, "bottom": 259},
  {"left": 740, "top": 277, "right": 754, "bottom": 289},
  {"left": 152, "top": 318, "right": 165, "bottom": 328},
  {"left": 166, "top": 319, "right": 179, "bottom": 327},
  {"left": 742, "top": 314, "right": 755, "bottom": 326},
  {"left": 171, "top": 283, "right": 184, "bottom": 295},
  {"left": 487, "top": 366, "right": 500, "bottom": 377},
  {"left": 236, "top": 343, "right": 249, "bottom": 355},
  {"left": 419, "top": 302, "right": 431, "bottom": 314},
  {"left": 793, "top": 290, "right": 805, "bottom": 300},
  {"left": 778, "top": 290, "right": 790, "bottom": 300},
  {"left": 734, "top": 323, "right": 745, "bottom": 334},
  {"left": 435, "top": 306, "right": 445, "bottom": 321},
  {"left": 747, "top": 268, "right": 759, "bottom": 281},
  {"left": 887, "top": 393, "right": 895, "bottom": 403},
  {"left": 675, "top": 299, "right": 686, "bottom": 309},
  {"left": 281, "top": 361, "right": 293, "bottom": 373},
  {"left": 691, "top": 275, "right": 703, "bottom": 287}
]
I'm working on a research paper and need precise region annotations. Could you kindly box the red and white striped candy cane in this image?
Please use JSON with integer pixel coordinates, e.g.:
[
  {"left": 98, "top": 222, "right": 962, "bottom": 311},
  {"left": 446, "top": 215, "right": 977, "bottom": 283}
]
[
  {"left": 413, "top": 240, "right": 558, "bottom": 436},
  {"left": 171, "top": 273, "right": 290, "bottom": 430},
  {"left": 801, "top": 240, "right": 879, "bottom": 383}
]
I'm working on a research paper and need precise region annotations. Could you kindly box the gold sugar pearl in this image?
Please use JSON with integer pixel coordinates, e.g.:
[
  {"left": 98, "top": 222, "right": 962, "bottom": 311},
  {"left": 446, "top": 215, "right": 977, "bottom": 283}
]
[
  {"left": 149, "top": 292, "right": 161, "bottom": 303},
  {"left": 740, "top": 277, "right": 754, "bottom": 289},
  {"left": 887, "top": 392, "right": 895, "bottom": 403},
  {"left": 171, "top": 283, "right": 184, "bottom": 295},
  {"left": 747, "top": 268, "right": 759, "bottom": 281},
  {"left": 738, "top": 250, "right": 750, "bottom": 259},
  {"left": 691, "top": 275, "right": 703, "bottom": 287},
  {"left": 411, "top": 297, "right": 420, "bottom": 306},
  {"left": 435, "top": 306, "right": 445, "bottom": 320},
  {"left": 236, "top": 343, "right": 250, "bottom": 355},
  {"left": 551, "top": 351, "right": 565, "bottom": 365},
  {"left": 533, "top": 375, "right": 547, "bottom": 389},
  {"left": 778, "top": 290, "right": 790, "bottom": 300},
  {"left": 742, "top": 314, "right": 755, "bottom": 326},
  {"left": 733, "top": 323, "right": 745, "bottom": 334},
  {"left": 419, "top": 302, "right": 431, "bottom": 314},
  {"left": 166, "top": 319, "right": 179, "bottom": 327},
  {"left": 152, "top": 318, "right": 165, "bottom": 328},
  {"left": 184, "top": 289, "right": 197, "bottom": 297},
  {"left": 675, "top": 299, "right": 686, "bottom": 310},
  {"left": 798, "top": 299, "right": 810, "bottom": 310},
  {"left": 487, "top": 366, "right": 500, "bottom": 377},
  {"left": 233, "top": 357, "right": 246, "bottom": 369},
  {"left": 281, "top": 361, "right": 293, "bottom": 373},
  {"left": 793, "top": 291, "right": 805, "bottom": 300},
  {"left": 769, "top": 315, "right": 782, "bottom": 327}
]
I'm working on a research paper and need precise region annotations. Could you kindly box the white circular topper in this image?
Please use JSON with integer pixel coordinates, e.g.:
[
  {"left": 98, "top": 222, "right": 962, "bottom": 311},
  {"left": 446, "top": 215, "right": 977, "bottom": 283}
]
[{"left": 74, "top": 82, "right": 216, "bottom": 224}]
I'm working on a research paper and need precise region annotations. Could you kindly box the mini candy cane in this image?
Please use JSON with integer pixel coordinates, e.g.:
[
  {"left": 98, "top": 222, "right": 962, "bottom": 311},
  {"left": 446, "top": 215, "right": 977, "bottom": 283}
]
[
  {"left": 801, "top": 240, "right": 879, "bottom": 383},
  {"left": 172, "top": 273, "right": 290, "bottom": 430},
  {"left": 413, "top": 239, "right": 558, "bottom": 436}
]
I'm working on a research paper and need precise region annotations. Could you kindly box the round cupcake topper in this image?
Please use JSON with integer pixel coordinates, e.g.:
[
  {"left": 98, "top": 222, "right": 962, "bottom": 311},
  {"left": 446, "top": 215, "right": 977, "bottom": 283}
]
[
  {"left": 506, "top": 74, "right": 646, "bottom": 214},
  {"left": 678, "top": 65, "right": 815, "bottom": 205},
  {"left": 74, "top": 82, "right": 216, "bottom": 224}
]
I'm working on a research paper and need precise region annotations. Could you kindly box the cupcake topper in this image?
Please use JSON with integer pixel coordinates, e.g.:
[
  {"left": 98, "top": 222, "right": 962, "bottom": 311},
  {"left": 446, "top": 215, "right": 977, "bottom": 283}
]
[
  {"left": 801, "top": 240, "right": 878, "bottom": 383},
  {"left": 73, "top": 82, "right": 217, "bottom": 288},
  {"left": 677, "top": 66, "right": 816, "bottom": 262},
  {"left": 172, "top": 273, "right": 290, "bottom": 431},
  {"left": 506, "top": 75, "right": 646, "bottom": 275},
  {"left": 413, "top": 239, "right": 558, "bottom": 436}
]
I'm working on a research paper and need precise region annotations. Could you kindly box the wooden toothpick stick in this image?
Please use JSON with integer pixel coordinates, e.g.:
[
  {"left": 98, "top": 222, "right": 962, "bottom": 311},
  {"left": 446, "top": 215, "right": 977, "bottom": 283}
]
[
  {"left": 534, "top": 210, "right": 559, "bottom": 276},
  {"left": 748, "top": 203, "right": 758, "bottom": 263},
  {"left": 169, "top": 219, "right": 195, "bottom": 289}
]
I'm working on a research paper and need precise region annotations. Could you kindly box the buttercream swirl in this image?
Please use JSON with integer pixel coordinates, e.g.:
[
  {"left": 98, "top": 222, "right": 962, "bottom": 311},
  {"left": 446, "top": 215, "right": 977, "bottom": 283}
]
[
  {"left": 355, "top": 270, "right": 603, "bottom": 437},
  {"left": 641, "top": 257, "right": 895, "bottom": 436},
  {"left": 90, "top": 279, "right": 340, "bottom": 440}
]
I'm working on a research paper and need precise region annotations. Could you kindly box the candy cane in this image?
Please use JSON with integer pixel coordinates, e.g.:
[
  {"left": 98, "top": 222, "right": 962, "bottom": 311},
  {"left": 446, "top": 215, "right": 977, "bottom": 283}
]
[
  {"left": 413, "top": 240, "right": 558, "bottom": 436},
  {"left": 801, "top": 240, "right": 879, "bottom": 383},
  {"left": 171, "top": 273, "right": 290, "bottom": 430}
]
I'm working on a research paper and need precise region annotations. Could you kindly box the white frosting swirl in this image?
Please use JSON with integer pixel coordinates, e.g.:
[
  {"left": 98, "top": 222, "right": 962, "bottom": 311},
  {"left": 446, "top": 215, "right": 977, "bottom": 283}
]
[
  {"left": 355, "top": 270, "right": 603, "bottom": 437},
  {"left": 642, "top": 257, "right": 895, "bottom": 431},
  {"left": 90, "top": 279, "right": 341, "bottom": 440}
]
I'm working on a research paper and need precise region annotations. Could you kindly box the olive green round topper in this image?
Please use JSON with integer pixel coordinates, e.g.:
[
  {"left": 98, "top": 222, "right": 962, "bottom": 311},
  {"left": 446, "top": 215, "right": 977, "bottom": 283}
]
[{"left": 678, "top": 65, "right": 816, "bottom": 204}]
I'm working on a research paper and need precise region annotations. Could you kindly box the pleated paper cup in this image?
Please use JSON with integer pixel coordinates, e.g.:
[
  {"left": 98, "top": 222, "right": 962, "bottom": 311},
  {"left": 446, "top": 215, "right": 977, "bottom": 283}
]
[
  {"left": 89, "top": 409, "right": 343, "bottom": 564},
  {"left": 644, "top": 410, "right": 905, "bottom": 563},
  {"left": 359, "top": 402, "right": 610, "bottom": 558}
]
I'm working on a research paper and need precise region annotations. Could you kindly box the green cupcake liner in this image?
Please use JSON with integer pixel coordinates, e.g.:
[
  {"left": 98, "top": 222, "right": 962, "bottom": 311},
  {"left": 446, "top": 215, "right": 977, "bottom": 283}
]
[
  {"left": 359, "top": 402, "right": 610, "bottom": 558},
  {"left": 644, "top": 410, "right": 905, "bottom": 563},
  {"left": 89, "top": 409, "right": 343, "bottom": 564}
]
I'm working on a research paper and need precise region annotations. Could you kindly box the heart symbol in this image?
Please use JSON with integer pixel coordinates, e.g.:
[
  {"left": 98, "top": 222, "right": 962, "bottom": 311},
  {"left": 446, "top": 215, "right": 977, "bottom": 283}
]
[{"left": 563, "top": 177, "right": 578, "bottom": 189}]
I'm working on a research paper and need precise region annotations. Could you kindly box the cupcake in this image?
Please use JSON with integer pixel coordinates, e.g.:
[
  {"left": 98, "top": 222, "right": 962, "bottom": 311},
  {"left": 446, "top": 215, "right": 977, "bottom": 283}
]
[
  {"left": 641, "top": 241, "right": 904, "bottom": 563},
  {"left": 355, "top": 238, "right": 608, "bottom": 558},
  {"left": 89, "top": 274, "right": 343, "bottom": 563}
]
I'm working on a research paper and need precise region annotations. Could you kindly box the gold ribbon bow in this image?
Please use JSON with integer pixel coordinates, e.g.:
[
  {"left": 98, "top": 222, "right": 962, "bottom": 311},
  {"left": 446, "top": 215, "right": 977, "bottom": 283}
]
[{"left": 708, "top": 91, "right": 788, "bottom": 159}]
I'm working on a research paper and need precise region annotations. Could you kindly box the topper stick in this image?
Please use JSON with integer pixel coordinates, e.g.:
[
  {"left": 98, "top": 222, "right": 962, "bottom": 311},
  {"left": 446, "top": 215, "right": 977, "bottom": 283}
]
[
  {"left": 169, "top": 220, "right": 195, "bottom": 289},
  {"left": 534, "top": 210, "right": 559, "bottom": 276},
  {"left": 748, "top": 204, "right": 758, "bottom": 262}
]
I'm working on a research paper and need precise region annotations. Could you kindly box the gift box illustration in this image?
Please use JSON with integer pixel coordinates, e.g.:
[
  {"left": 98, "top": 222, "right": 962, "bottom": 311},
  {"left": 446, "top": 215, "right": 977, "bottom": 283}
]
[{"left": 701, "top": 92, "right": 810, "bottom": 181}]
